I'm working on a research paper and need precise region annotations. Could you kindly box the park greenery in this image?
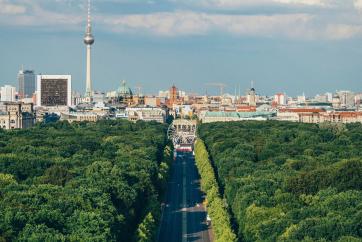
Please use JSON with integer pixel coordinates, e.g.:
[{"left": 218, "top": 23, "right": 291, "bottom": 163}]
[
  {"left": 0, "top": 120, "right": 172, "bottom": 242},
  {"left": 198, "top": 121, "right": 362, "bottom": 242},
  {"left": 194, "top": 139, "right": 237, "bottom": 242}
]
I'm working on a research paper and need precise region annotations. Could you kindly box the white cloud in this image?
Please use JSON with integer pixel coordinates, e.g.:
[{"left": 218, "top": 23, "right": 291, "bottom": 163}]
[
  {"left": 100, "top": 11, "right": 362, "bottom": 40},
  {"left": 172, "top": 0, "right": 329, "bottom": 8},
  {"left": 0, "top": 0, "right": 361, "bottom": 40},
  {"left": 0, "top": 1, "right": 82, "bottom": 28},
  {"left": 325, "top": 24, "right": 362, "bottom": 39},
  {"left": 274, "top": 0, "right": 326, "bottom": 6},
  {"left": 0, "top": 0, "right": 26, "bottom": 14}
]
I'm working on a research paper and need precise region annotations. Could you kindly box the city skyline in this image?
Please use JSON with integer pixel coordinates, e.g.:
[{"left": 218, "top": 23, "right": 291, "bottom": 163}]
[{"left": 0, "top": 0, "right": 362, "bottom": 96}]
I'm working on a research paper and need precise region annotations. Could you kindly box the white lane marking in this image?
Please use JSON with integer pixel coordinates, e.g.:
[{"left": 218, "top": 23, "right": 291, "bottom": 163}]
[{"left": 182, "top": 160, "right": 187, "bottom": 242}]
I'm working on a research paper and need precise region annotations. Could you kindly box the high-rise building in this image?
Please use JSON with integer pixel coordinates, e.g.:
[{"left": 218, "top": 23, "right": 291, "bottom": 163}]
[
  {"left": 337, "top": 90, "right": 355, "bottom": 107},
  {"left": 0, "top": 85, "right": 16, "bottom": 102},
  {"left": 18, "top": 69, "right": 35, "bottom": 98},
  {"left": 36, "top": 75, "right": 72, "bottom": 107},
  {"left": 84, "top": 0, "right": 95, "bottom": 98},
  {"left": 274, "top": 93, "right": 287, "bottom": 106},
  {"left": 325, "top": 92, "right": 333, "bottom": 102}
]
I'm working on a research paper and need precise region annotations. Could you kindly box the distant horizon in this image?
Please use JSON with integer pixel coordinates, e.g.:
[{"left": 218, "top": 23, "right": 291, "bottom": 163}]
[{"left": 1, "top": 70, "right": 361, "bottom": 99}]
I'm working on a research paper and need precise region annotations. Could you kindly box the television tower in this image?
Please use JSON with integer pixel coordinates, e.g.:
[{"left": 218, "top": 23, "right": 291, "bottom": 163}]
[{"left": 84, "top": 0, "right": 94, "bottom": 98}]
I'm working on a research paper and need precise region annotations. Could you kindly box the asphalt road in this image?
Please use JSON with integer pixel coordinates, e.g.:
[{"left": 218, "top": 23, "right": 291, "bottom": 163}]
[{"left": 158, "top": 152, "right": 212, "bottom": 242}]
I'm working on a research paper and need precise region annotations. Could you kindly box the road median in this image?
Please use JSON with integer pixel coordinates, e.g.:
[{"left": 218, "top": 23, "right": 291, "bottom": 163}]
[{"left": 194, "top": 139, "right": 237, "bottom": 242}]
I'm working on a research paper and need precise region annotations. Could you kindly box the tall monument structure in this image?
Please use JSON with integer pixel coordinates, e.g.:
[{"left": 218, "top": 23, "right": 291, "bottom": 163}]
[{"left": 84, "top": 0, "right": 94, "bottom": 98}]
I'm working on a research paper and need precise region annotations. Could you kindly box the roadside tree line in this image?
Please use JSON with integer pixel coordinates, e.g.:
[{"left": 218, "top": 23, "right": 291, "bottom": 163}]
[{"left": 194, "top": 139, "right": 237, "bottom": 242}]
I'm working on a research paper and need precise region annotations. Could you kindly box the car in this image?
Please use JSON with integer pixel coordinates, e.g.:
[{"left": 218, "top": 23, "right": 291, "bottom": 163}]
[{"left": 206, "top": 215, "right": 211, "bottom": 226}]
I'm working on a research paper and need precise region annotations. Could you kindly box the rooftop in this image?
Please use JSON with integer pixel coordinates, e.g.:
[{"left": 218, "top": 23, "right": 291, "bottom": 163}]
[
  {"left": 204, "top": 111, "right": 275, "bottom": 118},
  {"left": 279, "top": 108, "right": 325, "bottom": 113}
]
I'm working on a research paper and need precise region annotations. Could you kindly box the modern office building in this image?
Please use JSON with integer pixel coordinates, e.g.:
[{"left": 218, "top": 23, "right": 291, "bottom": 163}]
[
  {"left": 36, "top": 75, "right": 72, "bottom": 107},
  {"left": 0, "top": 85, "right": 16, "bottom": 102},
  {"left": 18, "top": 69, "right": 36, "bottom": 98},
  {"left": 337, "top": 90, "right": 355, "bottom": 108},
  {"left": 274, "top": 93, "right": 287, "bottom": 106}
]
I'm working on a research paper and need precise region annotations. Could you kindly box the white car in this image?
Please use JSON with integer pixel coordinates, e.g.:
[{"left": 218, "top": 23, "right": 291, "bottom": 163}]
[{"left": 206, "top": 215, "right": 211, "bottom": 226}]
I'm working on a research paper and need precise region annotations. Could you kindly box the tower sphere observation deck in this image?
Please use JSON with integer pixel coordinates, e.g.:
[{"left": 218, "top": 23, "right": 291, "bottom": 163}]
[{"left": 84, "top": 34, "right": 94, "bottom": 45}]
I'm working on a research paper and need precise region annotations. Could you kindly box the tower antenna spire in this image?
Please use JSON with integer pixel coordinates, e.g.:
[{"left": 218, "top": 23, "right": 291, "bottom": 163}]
[{"left": 87, "top": 0, "right": 91, "bottom": 32}]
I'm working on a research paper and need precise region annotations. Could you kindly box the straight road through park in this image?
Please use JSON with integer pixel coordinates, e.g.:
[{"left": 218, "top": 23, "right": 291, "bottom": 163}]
[{"left": 158, "top": 152, "right": 212, "bottom": 242}]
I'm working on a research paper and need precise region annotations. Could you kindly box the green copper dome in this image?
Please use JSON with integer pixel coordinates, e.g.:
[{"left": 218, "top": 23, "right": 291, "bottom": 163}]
[{"left": 117, "top": 80, "right": 133, "bottom": 97}]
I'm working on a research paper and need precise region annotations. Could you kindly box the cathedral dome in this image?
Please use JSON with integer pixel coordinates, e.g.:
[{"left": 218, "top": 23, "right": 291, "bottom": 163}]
[{"left": 117, "top": 80, "right": 133, "bottom": 97}]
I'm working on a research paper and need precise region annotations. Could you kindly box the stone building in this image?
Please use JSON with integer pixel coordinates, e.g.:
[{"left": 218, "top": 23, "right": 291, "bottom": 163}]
[{"left": 0, "top": 102, "right": 35, "bottom": 129}]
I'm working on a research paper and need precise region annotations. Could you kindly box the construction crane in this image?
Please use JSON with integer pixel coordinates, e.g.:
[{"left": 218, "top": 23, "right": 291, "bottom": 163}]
[
  {"left": 134, "top": 85, "right": 142, "bottom": 96},
  {"left": 205, "top": 83, "right": 227, "bottom": 97}
]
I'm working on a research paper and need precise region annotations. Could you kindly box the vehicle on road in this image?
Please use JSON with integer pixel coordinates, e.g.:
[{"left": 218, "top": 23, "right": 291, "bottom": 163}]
[{"left": 206, "top": 215, "right": 211, "bottom": 226}]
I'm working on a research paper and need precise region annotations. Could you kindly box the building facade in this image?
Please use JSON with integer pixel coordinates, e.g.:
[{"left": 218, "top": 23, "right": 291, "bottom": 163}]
[
  {"left": 247, "top": 88, "right": 257, "bottom": 106},
  {"left": 274, "top": 93, "right": 287, "bottom": 106},
  {"left": 0, "top": 103, "right": 35, "bottom": 129},
  {"left": 301, "top": 111, "right": 362, "bottom": 124},
  {"left": 277, "top": 108, "right": 362, "bottom": 124},
  {"left": 0, "top": 85, "right": 16, "bottom": 102},
  {"left": 144, "top": 97, "right": 161, "bottom": 107},
  {"left": 337, "top": 91, "right": 355, "bottom": 108},
  {"left": 200, "top": 111, "right": 275, "bottom": 123},
  {"left": 36, "top": 75, "right": 72, "bottom": 107},
  {"left": 126, "top": 107, "right": 167, "bottom": 123},
  {"left": 277, "top": 108, "right": 325, "bottom": 122},
  {"left": 60, "top": 112, "right": 100, "bottom": 123}
]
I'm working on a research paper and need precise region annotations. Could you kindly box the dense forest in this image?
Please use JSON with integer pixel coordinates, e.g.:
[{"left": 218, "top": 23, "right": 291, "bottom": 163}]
[
  {"left": 198, "top": 121, "right": 362, "bottom": 242},
  {"left": 0, "top": 120, "right": 172, "bottom": 242}
]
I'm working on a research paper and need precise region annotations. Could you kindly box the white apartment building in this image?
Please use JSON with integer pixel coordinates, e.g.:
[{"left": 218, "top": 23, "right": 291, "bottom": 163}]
[
  {"left": 126, "top": 107, "right": 167, "bottom": 123},
  {"left": 274, "top": 93, "right": 287, "bottom": 106},
  {"left": 0, "top": 85, "right": 16, "bottom": 102}
]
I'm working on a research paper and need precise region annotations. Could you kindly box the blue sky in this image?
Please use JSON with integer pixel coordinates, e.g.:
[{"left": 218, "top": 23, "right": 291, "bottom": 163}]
[{"left": 0, "top": 0, "right": 362, "bottom": 96}]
